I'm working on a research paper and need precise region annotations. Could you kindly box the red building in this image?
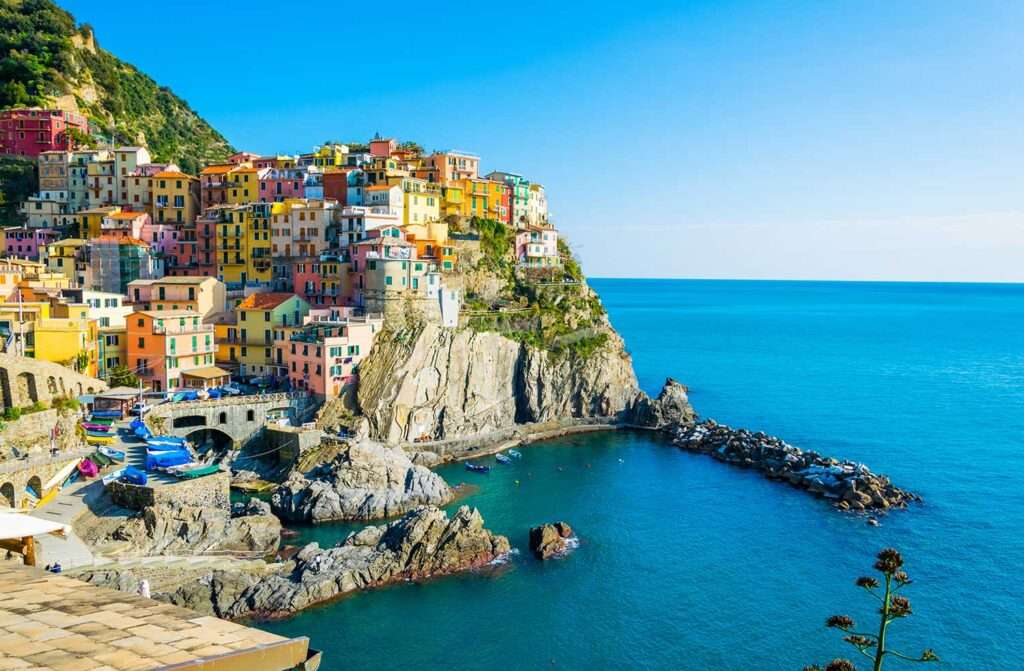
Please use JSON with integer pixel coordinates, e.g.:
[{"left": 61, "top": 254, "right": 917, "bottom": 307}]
[{"left": 0, "top": 108, "right": 89, "bottom": 157}]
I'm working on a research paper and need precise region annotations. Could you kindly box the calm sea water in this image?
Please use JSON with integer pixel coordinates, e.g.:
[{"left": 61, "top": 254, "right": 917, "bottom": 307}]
[{"left": 260, "top": 280, "right": 1024, "bottom": 670}]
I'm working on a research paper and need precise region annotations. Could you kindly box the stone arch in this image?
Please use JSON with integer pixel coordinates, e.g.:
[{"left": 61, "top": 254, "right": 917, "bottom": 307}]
[
  {"left": 218, "top": 411, "right": 227, "bottom": 425},
  {"left": 15, "top": 372, "right": 38, "bottom": 406},
  {"left": 47, "top": 376, "right": 58, "bottom": 396},
  {"left": 185, "top": 427, "right": 234, "bottom": 452},
  {"left": 26, "top": 475, "right": 43, "bottom": 502},
  {"left": 0, "top": 482, "right": 15, "bottom": 508},
  {"left": 172, "top": 415, "right": 206, "bottom": 429}
]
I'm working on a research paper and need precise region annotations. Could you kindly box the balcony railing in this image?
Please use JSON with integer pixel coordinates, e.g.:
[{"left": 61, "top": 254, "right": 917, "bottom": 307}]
[{"left": 152, "top": 323, "right": 214, "bottom": 335}]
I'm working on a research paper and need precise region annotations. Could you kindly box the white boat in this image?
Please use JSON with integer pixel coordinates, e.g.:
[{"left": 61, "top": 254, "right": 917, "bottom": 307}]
[{"left": 101, "top": 468, "right": 126, "bottom": 486}]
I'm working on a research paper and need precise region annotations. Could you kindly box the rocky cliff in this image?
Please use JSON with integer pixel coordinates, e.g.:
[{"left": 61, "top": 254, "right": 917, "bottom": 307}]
[{"left": 356, "top": 320, "right": 641, "bottom": 444}]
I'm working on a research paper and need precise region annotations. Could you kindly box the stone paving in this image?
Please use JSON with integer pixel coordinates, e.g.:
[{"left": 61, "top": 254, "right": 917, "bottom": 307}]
[{"left": 0, "top": 563, "right": 314, "bottom": 670}]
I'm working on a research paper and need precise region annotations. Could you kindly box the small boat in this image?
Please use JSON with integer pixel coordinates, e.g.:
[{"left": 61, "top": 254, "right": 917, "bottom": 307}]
[
  {"left": 507, "top": 450, "right": 523, "bottom": 459},
  {"left": 88, "top": 416, "right": 115, "bottom": 426},
  {"left": 146, "top": 436, "right": 186, "bottom": 448},
  {"left": 465, "top": 463, "right": 490, "bottom": 473},
  {"left": 81, "top": 422, "right": 111, "bottom": 432},
  {"left": 77, "top": 458, "right": 99, "bottom": 478},
  {"left": 495, "top": 454, "right": 512, "bottom": 465},
  {"left": 102, "top": 468, "right": 126, "bottom": 486},
  {"left": 174, "top": 464, "right": 221, "bottom": 480},
  {"left": 98, "top": 446, "right": 126, "bottom": 462},
  {"left": 86, "top": 434, "right": 114, "bottom": 445},
  {"left": 145, "top": 450, "right": 192, "bottom": 471},
  {"left": 119, "top": 466, "right": 147, "bottom": 486},
  {"left": 85, "top": 429, "right": 112, "bottom": 439},
  {"left": 90, "top": 451, "right": 112, "bottom": 467},
  {"left": 91, "top": 409, "right": 123, "bottom": 419}
]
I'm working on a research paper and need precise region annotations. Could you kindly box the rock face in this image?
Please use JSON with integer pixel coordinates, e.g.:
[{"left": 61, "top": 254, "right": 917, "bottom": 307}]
[
  {"left": 271, "top": 440, "right": 452, "bottom": 522},
  {"left": 109, "top": 502, "right": 281, "bottom": 556},
  {"left": 356, "top": 322, "right": 640, "bottom": 443},
  {"left": 529, "top": 522, "right": 576, "bottom": 559},
  {"left": 227, "top": 505, "right": 511, "bottom": 618},
  {"left": 671, "top": 421, "right": 920, "bottom": 511},
  {"left": 628, "top": 378, "right": 697, "bottom": 429}
]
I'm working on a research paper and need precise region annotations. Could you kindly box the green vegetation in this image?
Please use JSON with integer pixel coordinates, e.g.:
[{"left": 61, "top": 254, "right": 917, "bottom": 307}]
[
  {"left": 463, "top": 217, "right": 609, "bottom": 359},
  {"left": 0, "top": 0, "right": 233, "bottom": 174},
  {"left": 805, "top": 549, "right": 938, "bottom": 671},
  {"left": 0, "top": 155, "right": 36, "bottom": 225},
  {"left": 107, "top": 365, "right": 139, "bottom": 388},
  {"left": 50, "top": 395, "right": 79, "bottom": 412}
]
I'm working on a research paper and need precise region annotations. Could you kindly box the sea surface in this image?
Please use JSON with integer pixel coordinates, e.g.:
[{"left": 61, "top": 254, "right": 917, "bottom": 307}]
[{"left": 260, "top": 280, "right": 1024, "bottom": 670}]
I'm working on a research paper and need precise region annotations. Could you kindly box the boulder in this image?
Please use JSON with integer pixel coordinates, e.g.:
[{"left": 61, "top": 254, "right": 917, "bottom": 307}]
[
  {"left": 529, "top": 521, "right": 576, "bottom": 560},
  {"left": 629, "top": 378, "right": 697, "bottom": 429},
  {"left": 109, "top": 503, "right": 281, "bottom": 556},
  {"left": 271, "top": 440, "right": 452, "bottom": 522}
]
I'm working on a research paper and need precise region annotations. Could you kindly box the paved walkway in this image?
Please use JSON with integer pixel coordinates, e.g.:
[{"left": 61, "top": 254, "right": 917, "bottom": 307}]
[{"left": 29, "top": 478, "right": 107, "bottom": 568}]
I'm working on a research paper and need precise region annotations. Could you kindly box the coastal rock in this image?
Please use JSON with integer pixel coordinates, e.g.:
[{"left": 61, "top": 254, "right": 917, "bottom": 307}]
[
  {"left": 231, "top": 496, "right": 272, "bottom": 517},
  {"left": 669, "top": 420, "right": 919, "bottom": 511},
  {"left": 529, "top": 522, "right": 576, "bottom": 559},
  {"left": 629, "top": 378, "right": 697, "bottom": 429},
  {"left": 227, "top": 505, "right": 510, "bottom": 618},
  {"left": 271, "top": 440, "right": 452, "bottom": 522},
  {"left": 108, "top": 503, "right": 281, "bottom": 556},
  {"left": 356, "top": 320, "right": 639, "bottom": 444}
]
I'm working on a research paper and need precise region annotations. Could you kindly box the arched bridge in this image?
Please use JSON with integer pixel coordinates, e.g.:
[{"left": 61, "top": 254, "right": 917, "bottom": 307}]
[{"left": 146, "top": 393, "right": 318, "bottom": 448}]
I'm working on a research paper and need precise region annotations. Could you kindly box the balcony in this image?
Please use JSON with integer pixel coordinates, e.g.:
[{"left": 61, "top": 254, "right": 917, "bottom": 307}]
[{"left": 152, "top": 322, "right": 214, "bottom": 336}]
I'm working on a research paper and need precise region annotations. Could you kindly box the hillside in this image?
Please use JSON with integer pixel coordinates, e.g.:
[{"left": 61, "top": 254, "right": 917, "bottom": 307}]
[{"left": 0, "top": 0, "right": 233, "bottom": 173}]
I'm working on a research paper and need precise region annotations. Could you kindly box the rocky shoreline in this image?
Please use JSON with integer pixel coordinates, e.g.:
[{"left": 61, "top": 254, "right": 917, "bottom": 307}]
[{"left": 667, "top": 419, "right": 920, "bottom": 511}]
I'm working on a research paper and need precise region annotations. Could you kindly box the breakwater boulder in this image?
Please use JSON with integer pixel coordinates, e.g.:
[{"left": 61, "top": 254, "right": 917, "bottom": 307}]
[
  {"left": 271, "top": 440, "right": 453, "bottom": 522},
  {"left": 227, "top": 505, "right": 511, "bottom": 618},
  {"left": 671, "top": 420, "right": 919, "bottom": 511},
  {"left": 529, "top": 522, "right": 577, "bottom": 559}
]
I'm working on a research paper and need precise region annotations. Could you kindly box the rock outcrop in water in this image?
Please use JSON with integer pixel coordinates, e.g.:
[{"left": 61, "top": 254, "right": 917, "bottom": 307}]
[
  {"left": 270, "top": 440, "right": 452, "bottom": 522},
  {"left": 628, "top": 378, "right": 697, "bottom": 428},
  {"left": 529, "top": 522, "right": 576, "bottom": 559},
  {"left": 227, "top": 505, "right": 511, "bottom": 618},
  {"left": 671, "top": 421, "right": 920, "bottom": 511},
  {"left": 356, "top": 321, "right": 640, "bottom": 443}
]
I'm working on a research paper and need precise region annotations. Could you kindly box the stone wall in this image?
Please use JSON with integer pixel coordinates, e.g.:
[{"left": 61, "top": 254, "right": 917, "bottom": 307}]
[
  {"left": 0, "top": 408, "right": 83, "bottom": 459},
  {"left": 0, "top": 353, "right": 106, "bottom": 410},
  {"left": 146, "top": 393, "right": 317, "bottom": 448},
  {"left": 265, "top": 425, "right": 324, "bottom": 466},
  {"left": 0, "top": 449, "right": 91, "bottom": 508},
  {"left": 107, "top": 472, "right": 231, "bottom": 512}
]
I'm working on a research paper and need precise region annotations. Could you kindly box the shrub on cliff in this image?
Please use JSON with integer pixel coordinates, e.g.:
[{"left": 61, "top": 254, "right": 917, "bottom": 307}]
[{"left": 805, "top": 548, "right": 938, "bottom": 671}]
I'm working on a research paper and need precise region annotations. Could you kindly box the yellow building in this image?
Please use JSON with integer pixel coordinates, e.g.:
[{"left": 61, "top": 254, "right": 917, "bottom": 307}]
[
  {"left": 152, "top": 171, "right": 199, "bottom": 224},
  {"left": 74, "top": 206, "right": 121, "bottom": 239},
  {"left": 440, "top": 184, "right": 465, "bottom": 217},
  {"left": 387, "top": 177, "right": 440, "bottom": 225},
  {"left": 44, "top": 239, "right": 87, "bottom": 285},
  {"left": 226, "top": 167, "right": 264, "bottom": 205},
  {"left": 233, "top": 292, "right": 311, "bottom": 377},
  {"left": 303, "top": 144, "right": 347, "bottom": 168},
  {"left": 216, "top": 203, "right": 276, "bottom": 285},
  {"left": 98, "top": 324, "right": 127, "bottom": 380},
  {"left": 0, "top": 300, "right": 98, "bottom": 376}
]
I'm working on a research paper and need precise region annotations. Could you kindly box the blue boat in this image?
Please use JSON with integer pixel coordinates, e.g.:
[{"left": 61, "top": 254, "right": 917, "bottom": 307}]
[
  {"left": 146, "top": 436, "right": 186, "bottom": 448},
  {"left": 119, "top": 466, "right": 147, "bottom": 486},
  {"left": 145, "top": 450, "right": 192, "bottom": 470},
  {"left": 91, "top": 409, "right": 123, "bottom": 419},
  {"left": 495, "top": 454, "right": 512, "bottom": 465},
  {"left": 465, "top": 463, "right": 490, "bottom": 473}
]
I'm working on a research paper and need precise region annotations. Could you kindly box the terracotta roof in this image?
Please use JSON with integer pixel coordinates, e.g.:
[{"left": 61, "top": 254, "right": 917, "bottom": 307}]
[
  {"left": 200, "top": 164, "right": 234, "bottom": 175},
  {"left": 238, "top": 292, "right": 298, "bottom": 310},
  {"left": 154, "top": 170, "right": 195, "bottom": 179}
]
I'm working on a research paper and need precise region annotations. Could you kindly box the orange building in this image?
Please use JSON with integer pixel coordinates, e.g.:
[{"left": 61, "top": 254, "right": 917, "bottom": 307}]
[{"left": 126, "top": 310, "right": 219, "bottom": 392}]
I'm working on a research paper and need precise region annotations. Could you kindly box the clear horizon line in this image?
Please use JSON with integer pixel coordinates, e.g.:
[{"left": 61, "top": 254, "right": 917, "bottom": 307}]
[{"left": 587, "top": 276, "right": 1024, "bottom": 285}]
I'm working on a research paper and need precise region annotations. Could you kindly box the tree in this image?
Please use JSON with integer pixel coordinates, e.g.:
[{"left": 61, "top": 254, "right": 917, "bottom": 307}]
[
  {"left": 805, "top": 548, "right": 939, "bottom": 671},
  {"left": 108, "top": 365, "right": 139, "bottom": 388}
]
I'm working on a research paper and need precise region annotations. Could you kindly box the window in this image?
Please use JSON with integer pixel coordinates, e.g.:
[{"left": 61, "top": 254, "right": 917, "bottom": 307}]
[
  {"left": 137, "top": 337, "right": 145, "bottom": 347},
  {"left": 246, "top": 409, "right": 255, "bottom": 422},
  {"left": 219, "top": 412, "right": 227, "bottom": 424}
]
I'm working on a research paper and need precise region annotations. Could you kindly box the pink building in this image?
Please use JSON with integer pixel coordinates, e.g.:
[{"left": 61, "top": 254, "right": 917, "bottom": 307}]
[
  {"left": 515, "top": 226, "right": 560, "bottom": 268},
  {"left": 293, "top": 255, "right": 353, "bottom": 308},
  {"left": 260, "top": 168, "right": 306, "bottom": 202},
  {"left": 0, "top": 227, "right": 59, "bottom": 260},
  {"left": 1, "top": 108, "right": 89, "bottom": 157},
  {"left": 274, "top": 316, "right": 383, "bottom": 399},
  {"left": 369, "top": 138, "right": 397, "bottom": 158}
]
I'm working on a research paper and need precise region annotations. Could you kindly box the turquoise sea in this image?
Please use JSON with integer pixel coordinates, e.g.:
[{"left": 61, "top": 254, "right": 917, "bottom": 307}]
[{"left": 260, "top": 280, "right": 1024, "bottom": 670}]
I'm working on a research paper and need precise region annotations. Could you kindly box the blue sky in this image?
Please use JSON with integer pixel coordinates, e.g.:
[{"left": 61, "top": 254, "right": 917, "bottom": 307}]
[{"left": 62, "top": 0, "right": 1024, "bottom": 281}]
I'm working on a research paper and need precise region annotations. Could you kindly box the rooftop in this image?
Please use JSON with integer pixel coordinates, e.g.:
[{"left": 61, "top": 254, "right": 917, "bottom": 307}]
[
  {"left": 0, "top": 563, "right": 316, "bottom": 670},
  {"left": 238, "top": 292, "right": 298, "bottom": 310},
  {"left": 181, "top": 366, "right": 230, "bottom": 380}
]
